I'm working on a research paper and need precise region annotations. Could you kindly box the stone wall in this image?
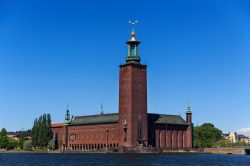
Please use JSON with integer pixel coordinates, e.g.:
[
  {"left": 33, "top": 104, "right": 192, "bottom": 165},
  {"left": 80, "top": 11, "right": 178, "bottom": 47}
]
[{"left": 204, "top": 148, "right": 246, "bottom": 155}]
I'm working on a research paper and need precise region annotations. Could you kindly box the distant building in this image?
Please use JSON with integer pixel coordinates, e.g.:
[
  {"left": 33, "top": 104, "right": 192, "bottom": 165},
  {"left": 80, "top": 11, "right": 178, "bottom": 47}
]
[
  {"left": 51, "top": 29, "right": 193, "bottom": 151},
  {"left": 7, "top": 132, "right": 20, "bottom": 141},
  {"left": 224, "top": 132, "right": 250, "bottom": 144},
  {"left": 6, "top": 132, "right": 31, "bottom": 141},
  {"left": 238, "top": 135, "right": 250, "bottom": 144},
  {"left": 224, "top": 132, "right": 239, "bottom": 143}
]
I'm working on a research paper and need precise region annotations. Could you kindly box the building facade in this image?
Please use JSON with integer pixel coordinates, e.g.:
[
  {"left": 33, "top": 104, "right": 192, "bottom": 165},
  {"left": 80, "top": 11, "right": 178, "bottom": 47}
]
[
  {"left": 51, "top": 30, "right": 193, "bottom": 151},
  {"left": 224, "top": 132, "right": 250, "bottom": 144}
]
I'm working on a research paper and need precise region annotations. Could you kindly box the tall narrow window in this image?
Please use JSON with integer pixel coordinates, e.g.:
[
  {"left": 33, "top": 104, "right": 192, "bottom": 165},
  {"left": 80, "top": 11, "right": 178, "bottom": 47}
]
[
  {"left": 170, "top": 131, "right": 173, "bottom": 149},
  {"left": 176, "top": 130, "right": 178, "bottom": 149}
]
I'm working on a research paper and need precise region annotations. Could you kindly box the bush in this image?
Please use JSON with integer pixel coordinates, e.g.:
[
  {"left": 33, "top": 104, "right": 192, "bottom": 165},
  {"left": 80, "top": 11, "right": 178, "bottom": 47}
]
[
  {"left": 214, "top": 139, "right": 232, "bottom": 148},
  {"left": 7, "top": 138, "right": 18, "bottom": 150},
  {"left": 47, "top": 139, "right": 55, "bottom": 150},
  {"left": 23, "top": 140, "right": 32, "bottom": 150}
]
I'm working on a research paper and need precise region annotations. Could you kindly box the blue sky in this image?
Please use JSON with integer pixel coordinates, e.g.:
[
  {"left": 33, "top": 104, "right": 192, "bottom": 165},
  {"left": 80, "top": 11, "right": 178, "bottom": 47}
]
[{"left": 0, "top": 0, "right": 250, "bottom": 135}]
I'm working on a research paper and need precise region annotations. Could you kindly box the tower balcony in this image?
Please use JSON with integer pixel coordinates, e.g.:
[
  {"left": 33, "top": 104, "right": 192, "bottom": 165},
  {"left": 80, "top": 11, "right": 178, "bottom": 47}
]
[{"left": 126, "top": 56, "right": 141, "bottom": 63}]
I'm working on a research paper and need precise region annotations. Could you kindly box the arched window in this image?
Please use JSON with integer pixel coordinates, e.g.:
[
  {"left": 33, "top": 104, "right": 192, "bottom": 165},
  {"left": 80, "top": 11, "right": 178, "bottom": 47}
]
[{"left": 70, "top": 133, "right": 76, "bottom": 141}]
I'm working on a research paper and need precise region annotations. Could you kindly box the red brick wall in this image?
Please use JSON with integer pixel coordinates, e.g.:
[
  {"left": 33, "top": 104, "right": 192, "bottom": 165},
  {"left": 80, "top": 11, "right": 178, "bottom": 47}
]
[
  {"left": 52, "top": 122, "right": 193, "bottom": 150},
  {"left": 155, "top": 129, "right": 160, "bottom": 148},
  {"left": 185, "top": 123, "right": 193, "bottom": 148},
  {"left": 148, "top": 124, "right": 192, "bottom": 149},
  {"left": 166, "top": 129, "right": 171, "bottom": 148},
  {"left": 160, "top": 130, "right": 166, "bottom": 148},
  {"left": 118, "top": 63, "right": 148, "bottom": 148},
  {"left": 52, "top": 123, "right": 119, "bottom": 150},
  {"left": 178, "top": 130, "right": 183, "bottom": 149},
  {"left": 51, "top": 127, "right": 64, "bottom": 150}
]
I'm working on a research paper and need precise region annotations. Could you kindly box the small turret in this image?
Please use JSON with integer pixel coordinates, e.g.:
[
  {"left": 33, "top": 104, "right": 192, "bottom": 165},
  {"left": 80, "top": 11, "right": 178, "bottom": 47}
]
[
  {"left": 186, "top": 105, "right": 192, "bottom": 124},
  {"left": 64, "top": 106, "right": 71, "bottom": 125}
]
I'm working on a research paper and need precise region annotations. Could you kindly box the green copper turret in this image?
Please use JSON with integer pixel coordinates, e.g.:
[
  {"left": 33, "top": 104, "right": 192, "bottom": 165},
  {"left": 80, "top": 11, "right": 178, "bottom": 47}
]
[
  {"left": 64, "top": 108, "right": 71, "bottom": 125},
  {"left": 126, "top": 31, "right": 141, "bottom": 63},
  {"left": 186, "top": 105, "right": 192, "bottom": 114},
  {"left": 186, "top": 105, "right": 192, "bottom": 124}
]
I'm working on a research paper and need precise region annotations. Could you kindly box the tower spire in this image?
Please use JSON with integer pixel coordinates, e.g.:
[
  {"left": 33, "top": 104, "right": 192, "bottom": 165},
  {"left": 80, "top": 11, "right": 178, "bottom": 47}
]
[
  {"left": 128, "top": 20, "right": 138, "bottom": 41},
  {"left": 126, "top": 21, "right": 141, "bottom": 63},
  {"left": 187, "top": 99, "right": 192, "bottom": 113},
  {"left": 186, "top": 102, "right": 192, "bottom": 124},
  {"left": 100, "top": 102, "right": 104, "bottom": 115}
]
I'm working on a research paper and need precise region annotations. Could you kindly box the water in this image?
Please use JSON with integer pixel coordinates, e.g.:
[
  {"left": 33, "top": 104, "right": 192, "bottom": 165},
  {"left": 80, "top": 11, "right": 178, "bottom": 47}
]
[{"left": 0, "top": 153, "right": 250, "bottom": 166}]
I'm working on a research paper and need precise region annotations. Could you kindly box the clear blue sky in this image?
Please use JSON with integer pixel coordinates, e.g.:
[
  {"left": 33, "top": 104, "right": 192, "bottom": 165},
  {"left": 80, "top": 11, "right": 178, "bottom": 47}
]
[{"left": 0, "top": 0, "right": 250, "bottom": 135}]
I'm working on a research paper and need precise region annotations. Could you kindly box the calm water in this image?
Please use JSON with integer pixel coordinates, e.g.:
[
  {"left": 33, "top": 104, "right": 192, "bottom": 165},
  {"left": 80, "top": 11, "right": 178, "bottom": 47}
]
[{"left": 0, "top": 153, "right": 250, "bottom": 166}]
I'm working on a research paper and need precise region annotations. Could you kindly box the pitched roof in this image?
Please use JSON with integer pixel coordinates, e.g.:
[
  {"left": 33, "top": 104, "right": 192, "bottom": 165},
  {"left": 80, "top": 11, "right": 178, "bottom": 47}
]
[
  {"left": 51, "top": 123, "right": 64, "bottom": 128},
  {"left": 148, "top": 113, "right": 188, "bottom": 125},
  {"left": 54, "top": 113, "right": 187, "bottom": 126},
  {"left": 70, "top": 113, "right": 118, "bottom": 125}
]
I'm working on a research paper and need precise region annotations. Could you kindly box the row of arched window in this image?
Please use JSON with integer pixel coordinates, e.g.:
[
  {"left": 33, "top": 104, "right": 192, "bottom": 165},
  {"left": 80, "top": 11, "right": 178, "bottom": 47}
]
[
  {"left": 69, "top": 133, "right": 117, "bottom": 141},
  {"left": 69, "top": 143, "right": 119, "bottom": 151}
]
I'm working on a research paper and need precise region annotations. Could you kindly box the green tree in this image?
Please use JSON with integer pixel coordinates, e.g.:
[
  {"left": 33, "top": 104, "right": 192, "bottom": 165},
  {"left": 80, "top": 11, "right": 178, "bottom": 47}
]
[
  {"left": 7, "top": 138, "right": 18, "bottom": 150},
  {"left": 0, "top": 128, "right": 9, "bottom": 149},
  {"left": 194, "top": 123, "right": 223, "bottom": 148},
  {"left": 31, "top": 114, "right": 53, "bottom": 148},
  {"left": 32, "top": 119, "right": 38, "bottom": 147},
  {"left": 18, "top": 132, "right": 25, "bottom": 149}
]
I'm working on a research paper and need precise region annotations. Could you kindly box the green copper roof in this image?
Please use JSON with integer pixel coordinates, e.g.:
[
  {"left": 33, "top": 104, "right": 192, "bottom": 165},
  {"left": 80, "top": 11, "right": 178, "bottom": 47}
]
[
  {"left": 69, "top": 113, "right": 187, "bottom": 126},
  {"left": 70, "top": 113, "right": 119, "bottom": 125},
  {"left": 186, "top": 106, "right": 192, "bottom": 113},
  {"left": 148, "top": 113, "right": 188, "bottom": 125}
]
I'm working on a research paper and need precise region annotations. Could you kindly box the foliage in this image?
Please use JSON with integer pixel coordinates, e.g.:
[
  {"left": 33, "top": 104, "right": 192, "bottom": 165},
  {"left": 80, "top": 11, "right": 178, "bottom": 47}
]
[
  {"left": 7, "top": 138, "right": 18, "bottom": 149},
  {"left": 194, "top": 123, "right": 223, "bottom": 148},
  {"left": 16, "top": 129, "right": 32, "bottom": 137},
  {"left": 18, "top": 132, "right": 25, "bottom": 149},
  {"left": 0, "top": 128, "right": 36, "bottom": 150},
  {"left": 214, "top": 139, "right": 232, "bottom": 148},
  {"left": 233, "top": 141, "right": 250, "bottom": 147},
  {"left": 0, "top": 128, "right": 9, "bottom": 149},
  {"left": 214, "top": 139, "right": 250, "bottom": 148},
  {"left": 14, "top": 130, "right": 31, "bottom": 149},
  {"left": 31, "top": 114, "right": 53, "bottom": 148},
  {"left": 17, "top": 130, "right": 32, "bottom": 149},
  {"left": 47, "top": 139, "right": 55, "bottom": 150},
  {"left": 23, "top": 140, "right": 32, "bottom": 150},
  {"left": 0, "top": 128, "right": 7, "bottom": 136}
]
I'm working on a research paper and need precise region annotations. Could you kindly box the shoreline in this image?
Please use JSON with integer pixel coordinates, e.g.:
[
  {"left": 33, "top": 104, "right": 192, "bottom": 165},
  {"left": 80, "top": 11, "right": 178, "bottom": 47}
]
[
  {"left": 1, "top": 147, "right": 249, "bottom": 155},
  {"left": 0, "top": 149, "right": 203, "bottom": 154},
  {"left": 0, "top": 151, "right": 207, "bottom": 154}
]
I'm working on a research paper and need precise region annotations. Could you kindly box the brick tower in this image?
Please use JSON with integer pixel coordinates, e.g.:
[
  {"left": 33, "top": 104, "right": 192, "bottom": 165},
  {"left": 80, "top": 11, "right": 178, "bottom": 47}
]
[
  {"left": 185, "top": 105, "right": 193, "bottom": 148},
  {"left": 119, "top": 28, "right": 148, "bottom": 148}
]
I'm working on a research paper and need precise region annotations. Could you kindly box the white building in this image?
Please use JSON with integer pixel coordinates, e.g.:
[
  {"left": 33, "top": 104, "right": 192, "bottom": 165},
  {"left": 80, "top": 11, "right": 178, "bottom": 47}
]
[
  {"left": 224, "top": 132, "right": 250, "bottom": 144},
  {"left": 224, "top": 132, "right": 239, "bottom": 143}
]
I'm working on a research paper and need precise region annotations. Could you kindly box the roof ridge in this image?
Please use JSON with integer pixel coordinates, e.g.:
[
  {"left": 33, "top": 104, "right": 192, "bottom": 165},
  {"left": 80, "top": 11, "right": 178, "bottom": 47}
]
[
  {"left": 75, "top": 113, "right": 118, "bottom": 118},
  {"left": 148, "top": 113, "right": 182, "bottom": 117}
]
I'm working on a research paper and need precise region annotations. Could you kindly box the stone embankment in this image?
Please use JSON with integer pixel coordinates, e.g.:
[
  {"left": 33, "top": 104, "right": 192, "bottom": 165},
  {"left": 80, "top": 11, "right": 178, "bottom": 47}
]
[{"left": 204, "top": 148, "right": 249, "bottom": 155}]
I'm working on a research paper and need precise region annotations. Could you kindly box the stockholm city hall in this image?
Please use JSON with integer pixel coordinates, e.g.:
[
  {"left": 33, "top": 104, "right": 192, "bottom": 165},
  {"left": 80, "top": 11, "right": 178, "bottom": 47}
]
[{"left": 51, "top": 27, "right": 193, "bottom": 151}]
